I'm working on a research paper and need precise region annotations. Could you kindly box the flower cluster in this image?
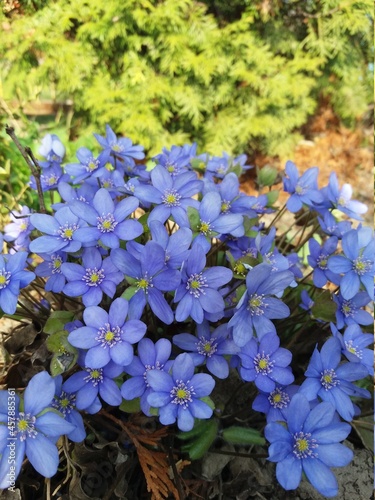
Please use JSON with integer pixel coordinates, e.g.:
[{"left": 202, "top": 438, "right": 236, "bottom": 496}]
[{"left": 0, "top": 128, "right": 372, "bottom": 498}]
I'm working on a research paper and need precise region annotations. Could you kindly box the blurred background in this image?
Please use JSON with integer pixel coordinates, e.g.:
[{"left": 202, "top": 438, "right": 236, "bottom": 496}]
[{"left": 0, "top": 0, "right": 373, "bottom": 218}]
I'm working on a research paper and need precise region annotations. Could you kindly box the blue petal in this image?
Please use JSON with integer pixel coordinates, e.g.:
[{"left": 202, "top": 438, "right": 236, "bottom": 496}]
[
  {"left": 147, "top": 370, "right": 174, "bottom": 393},
  {"left": 302, "top": 457, "right": 338, "bottom": 497},
  {"left": 26, "top": 434, "right": 59, "bottom": 477},
  {"left": 316, "top": 443, "right": 353, "bottom": 467},
  {"left": 75, "top": 384, "right": 98, "bottom": 410},
  {"left": 206, "top": 355, "right": 229, "bottom": 379},
  {"left": 0, "top": 439, "right": 25, "bottom": 489},
  {"left": 177, "top": 406, "right": 195, "bottom": 431},
  {"left": 93, "top": 188, "right": 114, "bottom": 215},
  {"left": 24, "top": 371, "right": 55, "bottom": 415},
  {"left": 68, "top": 326, "right": 98, "bottom": 348},
  {"left": 148, "top": 288, "right": 174, "bottom": 324},
  {"left": 111, "top": 342, "right": 134, "bottom": 366},
  {"left": 122, "top": 320, "right": 147, "bottom": 344},
  {"left": 276, "top": 455, "right": 302, "bottom": 490},
  {"left": 172, "top": 353, "right": 195, "bottom": 382},
  {"left": 36, "top": 411, "right": 76, "bottom": 437},
  {"left": 190, "top": 373, "right": 215, "bottom": 397},
  {"left": 85, "top": 345, "right": 111, "bottom": 368},
  {"left": 121, "top": 376, "right": 146, "bottom": 399},
  {"left": 287, "top": 394, "right": 310, "bottom": 434},
  {"left": 99, "top": 378, "right": 122, "bottom": 406},
  {"left": 148, "top": 391, "right": 172, "bottom": 408},
  {"left": 158, "top": 402, "right": 177, "bottom": 424}
]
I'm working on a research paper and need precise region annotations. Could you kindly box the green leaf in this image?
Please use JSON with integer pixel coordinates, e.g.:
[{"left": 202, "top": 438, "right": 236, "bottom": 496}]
[
  {"left": 222, "top": 426, "right": 265, "bottom": 446},
  {"left": 43, "top": 311, "right": 75, "bottom": 334},
  {"left": 119, "top": 398, "right": 141, "bottom": 413},
  {"left": 351, "top": 416, "right": 374, "bottom": 451},
  {"left": 179, "top": 419, "right": 219, "bottom": 460},
  {"left": 121, "top": 285, "right": 138, "bottom": 301},
  {"left": 266, "top": 190, "right": 279, "bottom": 206},
  {"left": 187, "top": 206, "right": 200, "bottom": 232},
  {"left": 311, "top": 290, "right": 337, "bottom": 322},
  {"left": 45, "top": 330, "right": 76, "bottom": 354}
]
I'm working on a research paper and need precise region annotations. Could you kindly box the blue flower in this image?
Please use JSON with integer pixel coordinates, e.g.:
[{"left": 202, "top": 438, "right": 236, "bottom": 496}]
[
  {"left": 333, "top": 291, "right": 373, "bottom": 329},
  {"left": 94, "top": 124, "right": 145, "bottom": 171},
  {"left": 121, "top": 338, "right": 173, "bottom": 416},
  {"left": 228, "top": 263, "right": 293, "bottom": 346},
  {"left": 147, "top": 353, "right": 215, "bottom": 431},
  {"left": 63, "top": 361, "right": 123, "bottom": 410},
  {"left": 317, "top": 211, "right": 352, "bottom": 238},
  {"left": 238, "top": 332, "right": 295, "bottom": 391},
  {"left": 282, "top": 161, "right": 323, "bottom": 212},
  {"left": 174, "top": 243, "right": 232, "bottom": 324},
  {"left": 30, "top": 163, "right": 69, "bottom": 192},
  {"left": 127, "top": 221, "right": 192, "bottom": 271},
  {"left": 52, "top": 181, "right": 99, "bottom": 211},
  {"left": 52, "top": 375, "right": 86, "bottom": 442},
  {"left": 308, "top": 236, "right": 340, "bottom": 287},
  {"left": 38, "top": 134, "right": 65, "bottom": 163},
  {"left": 252, "top": 384, "right": 299, "bottom": 423},
  {"left": 61, "top": 247, "right": 124, "bottom": 306},
  {"left": 193, "top": 191, "right": 244, "bottom": 252},
  {"left": 299, "top": 336, "right": 371, "bottom": 421},
  {"left": 111, "top": 241, "right": 181, "bottom": 324},
  {"left": 3, "top": 206, "right": 34, "bottom": 247},
  {"left": 331, "top": 323, "right": 374, "bottom": 377},
  {"left": 34, "top": 251, "right": 67, "bottom": 292},
  {"left": 0, "top": 252, "right": 35, "bottom": 314},
  {"left": 153, "top": 145, "right": 192, "bottom": 177},
  {"left": 173, "top": 321, "right": 239, "bottom": 379},
  {"left": 0, "top": 372, "right": 76, "bottom": 489},
  {"left": 69, "top": 188, "right": 143, "bottom": 249},
  {"left": 67, "top": 298, "right": 146, "bottom": 368},
  {"left": 134, "top": 165, "right": 202, "bottom": 227},
  {"left": 64, "top": 147, "right": 108, "bottom": 183},
  {"left": 320, "top": 172, "right": 368, "bottom": 220},
  {"left": 30, "top": 206, "right": 86, "bottom": 254},
  {"left": 299, "top": 290, "right": 315, "bottom": 316},
  {"left": 265, "top": 393, "right": 353, "bottom": 497},
  {"left": 202, "top": 173, "right": 257, "bottom": 218},
  {"left": 328, "top": 227, "right": 374, "bottom": 300}
]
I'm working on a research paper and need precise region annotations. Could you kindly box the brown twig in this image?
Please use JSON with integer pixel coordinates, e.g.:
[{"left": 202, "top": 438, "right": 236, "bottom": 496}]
[{"left": 5, "top": 125, "right": 46, "bottom": 213}]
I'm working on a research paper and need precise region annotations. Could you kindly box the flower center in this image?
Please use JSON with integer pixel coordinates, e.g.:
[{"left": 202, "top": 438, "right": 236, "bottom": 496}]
[
  {"left": 337, "top": 196, "right": 348, "bottom": 207},
  {"left": 317, "top": 254, "right": 328, "bottom": 270},
  {"left": 196, "top": 337, "right": 218, "bottom": 357},
  {"left": 162, "top": 189, "right": 181, "bottom": 207},
  {"left": 136, "top": 273, "right": 153, "bottom": 294},
  {"left": 221, "top": 200, "right": 231, "bottom": 213},
  {"left": 82, "top": 267, "right": 105, "bottom": 287},
  {"left": 341, "top": 300, "right": 354, "bottom": 317},
  {"left": 254, "top": 352, "right": 274, "bottom": 375},
  {"left": 344, "top": 340, "right": 362, "bottom": 359},
  {"left": 50, "top": 255, "right": 63, "bottom": 274},
  {"left": 186, "top": 272, "right": 208, "bottom": 298},
  {"left": 199, "top": 220, "right": 211, "bottom": 235},
  {"left": 97, "top": 213, "right": 118, "bottom": 233},
  {"left": 84, "top": 368, "right": 104, "bottom": 386},
  {"left": 86, "top": 158, "right": 99, "bottom": 172},
  {"left": 295, "top": 184, "right": 306, "bottom": 195},
  {"left": 247, "top": 294, "right": 266, "bottom": 316},
  {"left": 58, "top": 223, "right": 79, "bottom": 241},
  {"left": 320, "top": 368, "right": 339, "bottom": 390},
  {"left": 293, "top": 432, "right": 318, "bottom": 459},
  {"left": 42, "top": 174, "right": 60, "bottom": 187},
  {"left": 19, "top": 220, "right": 29, "bottom": 231},
  {"left": 111, "top": 143, "right": 123, "bottom": 153},
  {"left": 96, "top": 323, "right": 123, "bottom": 348},
  {"left": 353, "top": 257, "right": 372, "bottom": 276},
  {"left": 16, "top": 412, "right": 38, "bottom": 441},
  {"left": 170, "top": 380, "right": 195, "bottom": 409},
  {"left": 0, "top": 270, "right": 11, "bottom": 289},
  {"left": 52, "top": 391, "right": 76, "bottom": 416},
  {"left": 268, "top": 387, "right": 290, "bottom": 409}
]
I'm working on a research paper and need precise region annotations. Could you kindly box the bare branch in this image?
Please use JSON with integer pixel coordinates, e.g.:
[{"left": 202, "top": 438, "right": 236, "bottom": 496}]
[{"left": 5, "top": 125, "right": 46, "bottom": 213}]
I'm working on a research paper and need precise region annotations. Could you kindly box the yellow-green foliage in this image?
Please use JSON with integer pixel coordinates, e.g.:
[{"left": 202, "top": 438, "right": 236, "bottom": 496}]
[{"left": 1, "top": 0, "right": 373, "bottom": 158}]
